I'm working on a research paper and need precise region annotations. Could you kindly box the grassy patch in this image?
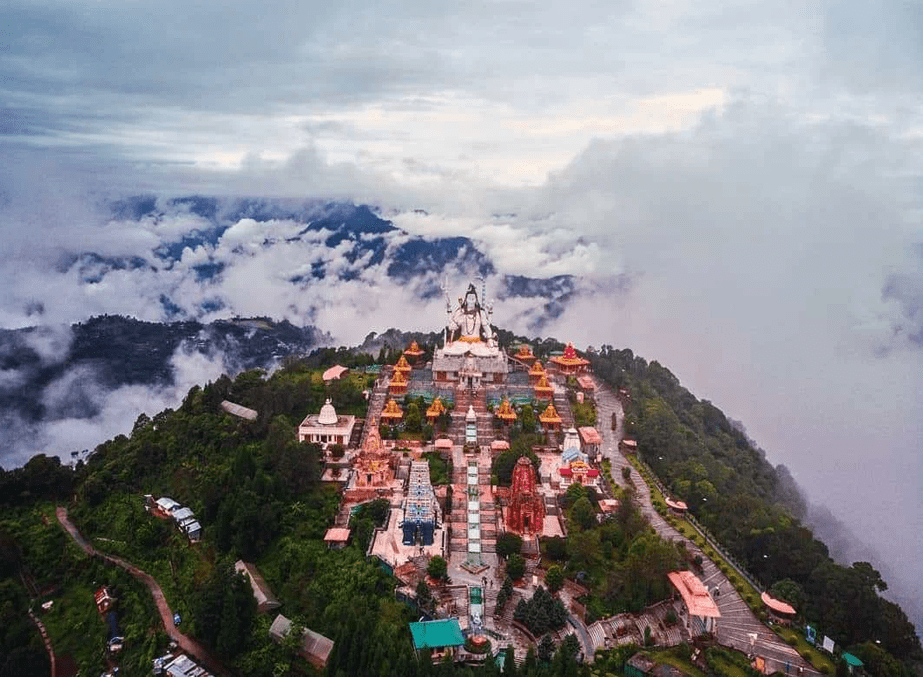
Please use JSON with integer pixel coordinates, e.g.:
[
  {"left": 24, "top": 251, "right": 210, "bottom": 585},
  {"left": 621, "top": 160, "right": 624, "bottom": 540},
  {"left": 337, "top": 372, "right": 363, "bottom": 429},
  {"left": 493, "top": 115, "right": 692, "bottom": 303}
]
[
  {"left": 649, "top": 647, "right": 707, "bottom": 677},
  {"left": 776, "top": 627, "right": 835, "bottom": 674}
]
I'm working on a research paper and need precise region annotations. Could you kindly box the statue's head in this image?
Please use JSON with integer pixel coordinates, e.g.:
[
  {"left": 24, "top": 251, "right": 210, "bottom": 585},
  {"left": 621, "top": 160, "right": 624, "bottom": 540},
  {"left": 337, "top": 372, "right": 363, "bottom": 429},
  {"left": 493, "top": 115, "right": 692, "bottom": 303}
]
[{"left": 464, "top": 284, "right": 479, "bottom": 308}]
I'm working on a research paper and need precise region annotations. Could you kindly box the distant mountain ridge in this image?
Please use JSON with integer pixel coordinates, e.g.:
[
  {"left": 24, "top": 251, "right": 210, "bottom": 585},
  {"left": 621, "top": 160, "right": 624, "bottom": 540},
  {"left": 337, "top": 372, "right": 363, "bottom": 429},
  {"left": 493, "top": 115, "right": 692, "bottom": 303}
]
[
  {"left": 0, "top": 315, "right": 327, "bottom": 426},
  {"left": 75, "top": 197, "right": 579, "bottom": 326}
]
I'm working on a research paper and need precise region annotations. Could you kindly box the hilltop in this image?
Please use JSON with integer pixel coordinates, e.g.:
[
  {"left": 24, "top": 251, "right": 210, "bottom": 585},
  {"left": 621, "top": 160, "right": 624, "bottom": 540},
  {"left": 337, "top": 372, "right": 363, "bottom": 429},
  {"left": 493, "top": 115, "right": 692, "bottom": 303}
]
[{"left": 0, "top": 332, "right": 918, "bottom": 677}]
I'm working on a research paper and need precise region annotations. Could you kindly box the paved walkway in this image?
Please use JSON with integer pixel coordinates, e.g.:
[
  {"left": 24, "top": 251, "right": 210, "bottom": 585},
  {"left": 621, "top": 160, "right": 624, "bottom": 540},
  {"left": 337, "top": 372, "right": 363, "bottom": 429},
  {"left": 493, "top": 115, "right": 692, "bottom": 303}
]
[
  {"left": 56, "top": 507, "right": 229, "bottom": 677},
  {"left": 592, "top": 380, "right": 817, "bottom": 676}
]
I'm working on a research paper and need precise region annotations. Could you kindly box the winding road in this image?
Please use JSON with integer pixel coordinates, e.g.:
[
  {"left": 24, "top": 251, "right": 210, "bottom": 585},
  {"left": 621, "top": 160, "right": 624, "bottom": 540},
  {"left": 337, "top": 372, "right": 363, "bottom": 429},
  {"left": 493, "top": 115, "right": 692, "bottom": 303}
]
[
  {"left": 592, "top": 381, "right": 818, "bottom": 676},
  {"left": 55, "top": 507, "right": 229, "bottom": 677}
]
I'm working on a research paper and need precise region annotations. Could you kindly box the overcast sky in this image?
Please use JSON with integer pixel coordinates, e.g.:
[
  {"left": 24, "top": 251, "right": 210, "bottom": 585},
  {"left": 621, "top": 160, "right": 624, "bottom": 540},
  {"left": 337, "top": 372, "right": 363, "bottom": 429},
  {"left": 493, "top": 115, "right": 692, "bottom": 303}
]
[{"left": 2, "top": 0, "right": 922, "bottom": 626}]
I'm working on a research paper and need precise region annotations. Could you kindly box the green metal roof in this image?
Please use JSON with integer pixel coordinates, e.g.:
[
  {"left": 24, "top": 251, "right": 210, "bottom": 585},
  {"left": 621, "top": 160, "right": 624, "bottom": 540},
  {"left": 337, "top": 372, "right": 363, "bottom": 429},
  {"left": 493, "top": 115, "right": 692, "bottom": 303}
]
[
  {"left": 842, "top": 653, "right": 863, "bottom": 667},
  {"left": 409, "top": 619, "right": 465, "bottom": 650}
]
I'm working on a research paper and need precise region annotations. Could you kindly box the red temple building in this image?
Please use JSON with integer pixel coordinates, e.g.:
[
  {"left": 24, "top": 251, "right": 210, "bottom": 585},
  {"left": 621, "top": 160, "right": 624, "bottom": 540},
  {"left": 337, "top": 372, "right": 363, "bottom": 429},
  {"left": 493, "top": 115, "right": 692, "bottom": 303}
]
[
  {"left": 506, "top": 457, "right": 545, "bottom": 535},
  {"left": 354, "top": 422, "right": 395, "bottom": 488},
  {"left": 550, "top": 343, "right": 590, "bottom": 374}
]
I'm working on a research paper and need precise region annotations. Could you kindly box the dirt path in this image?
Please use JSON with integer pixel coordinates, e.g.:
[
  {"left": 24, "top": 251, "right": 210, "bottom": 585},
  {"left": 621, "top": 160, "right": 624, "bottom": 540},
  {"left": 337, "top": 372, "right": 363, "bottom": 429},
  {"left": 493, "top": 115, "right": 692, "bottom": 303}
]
[
  {"left": 28, "top": 608, "right": 56, "bottom": 677},
  {"left": 591, "top": 380, "right": 818, "bottom": 676},
  {"left": 55, "top": 507, "right": 230, "bottom": 677}
]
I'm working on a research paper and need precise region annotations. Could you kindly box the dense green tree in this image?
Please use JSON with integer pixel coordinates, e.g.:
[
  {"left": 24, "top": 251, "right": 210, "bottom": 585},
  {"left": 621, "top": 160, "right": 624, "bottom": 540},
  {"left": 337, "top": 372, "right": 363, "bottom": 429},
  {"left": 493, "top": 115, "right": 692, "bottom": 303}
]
[
  {"left": 496, "top": 532, "right": 523, "bottom": 560},
  {"left": 568, "top": 497, "right": 596, "bottom": 531},
  {"left": 506, "top": 554, "right": 526, "bottom": 581},
  {"left": 545, "top": 565, "right": 565, "bottom": 594},
  {"left": 538, "top": 634, "right": 556, "bottom": 663}
]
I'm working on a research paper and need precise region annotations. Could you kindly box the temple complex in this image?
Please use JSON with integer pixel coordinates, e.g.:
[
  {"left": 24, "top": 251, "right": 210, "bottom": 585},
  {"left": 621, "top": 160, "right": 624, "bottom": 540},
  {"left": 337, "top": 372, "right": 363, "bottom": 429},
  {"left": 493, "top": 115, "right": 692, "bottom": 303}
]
[
  {"left": 505, "top": 457, "right": 545, "bottom": 535},
  {"left": 298, "top": 399, "right": 356, "bottom": 447}
]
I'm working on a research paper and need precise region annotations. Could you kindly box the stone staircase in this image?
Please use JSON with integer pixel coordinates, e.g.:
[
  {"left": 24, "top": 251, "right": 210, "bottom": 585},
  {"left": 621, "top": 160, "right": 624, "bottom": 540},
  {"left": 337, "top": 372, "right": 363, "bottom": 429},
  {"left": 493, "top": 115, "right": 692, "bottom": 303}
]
[
  {"left": 360, "top": 373, "right": 391, "bottom": 448},
  {"left": 552, "top": 390, "right": 576, "bottom": 429}
]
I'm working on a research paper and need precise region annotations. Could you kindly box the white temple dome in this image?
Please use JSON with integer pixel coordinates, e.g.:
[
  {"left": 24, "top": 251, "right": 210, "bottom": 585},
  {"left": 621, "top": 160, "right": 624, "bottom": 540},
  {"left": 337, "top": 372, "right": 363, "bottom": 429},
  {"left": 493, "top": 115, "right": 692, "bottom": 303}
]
[
  {"left": 466, "top": 405, "right": 477, "bottom": 421},
  {"left": 318, "top": 399, "right": 338, "bottom": 425}
]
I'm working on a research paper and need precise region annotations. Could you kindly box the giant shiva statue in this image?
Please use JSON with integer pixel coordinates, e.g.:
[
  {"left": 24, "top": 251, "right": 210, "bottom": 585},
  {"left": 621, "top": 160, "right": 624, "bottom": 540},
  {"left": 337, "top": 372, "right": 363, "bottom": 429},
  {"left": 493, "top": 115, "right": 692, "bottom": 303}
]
[{"left": 445, "top": 281, "right": 496, "bottom": 346}]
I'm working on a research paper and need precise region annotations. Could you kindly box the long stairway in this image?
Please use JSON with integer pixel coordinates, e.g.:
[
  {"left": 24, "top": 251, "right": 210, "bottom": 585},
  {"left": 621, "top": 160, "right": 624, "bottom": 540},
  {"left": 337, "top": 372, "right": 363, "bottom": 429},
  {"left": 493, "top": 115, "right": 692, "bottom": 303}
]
[{"left": 360, "top": 370, "right": 391, "bottom": 448}]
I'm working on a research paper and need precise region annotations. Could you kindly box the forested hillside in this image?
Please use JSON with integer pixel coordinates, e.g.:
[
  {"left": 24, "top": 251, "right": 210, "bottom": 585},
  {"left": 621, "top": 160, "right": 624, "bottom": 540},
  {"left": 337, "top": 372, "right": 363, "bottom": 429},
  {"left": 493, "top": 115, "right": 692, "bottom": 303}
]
[
  {"left": 0, "top": 337, "right": 918, "bottom": 676},
  {"left": 0, "top": 349, "right": 589, "bottom": 676},
  {"left": 590, "top": 346, "right": 921, "bottom": 673}
]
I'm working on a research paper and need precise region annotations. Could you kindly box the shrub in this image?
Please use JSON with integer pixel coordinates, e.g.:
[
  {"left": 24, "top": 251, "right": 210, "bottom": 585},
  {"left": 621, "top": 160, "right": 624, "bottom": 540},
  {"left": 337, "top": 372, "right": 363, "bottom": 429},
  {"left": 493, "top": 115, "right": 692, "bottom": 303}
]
[{"left": 427, "top": 555, "right": 448, "bottom": 581}]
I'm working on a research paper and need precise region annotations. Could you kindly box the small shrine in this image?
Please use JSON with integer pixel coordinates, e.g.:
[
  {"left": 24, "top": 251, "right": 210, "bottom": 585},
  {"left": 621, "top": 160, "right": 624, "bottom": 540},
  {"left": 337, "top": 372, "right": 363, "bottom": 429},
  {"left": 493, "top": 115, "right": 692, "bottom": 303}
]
[
  {"left": 534, "top": 374, "right": 553, "bottom": 400},
  {"left": 550, "top": 342, "right": 590, "bottom": 374},
  {"left": 403, "top": 341, "right": 425, "bottom": 363},
  {"left": 494, "top": 398, "right": 517, "bottom": 424},
  {"left": 380, "top": 399, "right": 404, "bottom": 422},
  {"left": 513, "top": 344, "right": 537, "bottom": 366},
  {"left": 560, "top": 428, "right": 598, "bottom": 486},
  {"left": 388, "top": 369, "right": 408, "bottom": 395},
  {"left": 539, "top": 403, "right": 562, "bottom": 431},
  {"left": 528, "top": 360, "right": 546, "bottom": 384},
  {"left": 425, "top": 397, "right": 446, "bottom": 424},
  {"left": 298, "top": 399, "right": 356, "bottom": 447},
  {"left": 506, "top": 457, "right": 545, "bottom": 535},
  {"left": 465, "top": 405, "right": 477, "bottom": 445},
  {"left": 394, "top": 355, "right": 412, "bottom": 374},
  {"left": 559, "top": 458, "right": 598, "bottom": 487}
]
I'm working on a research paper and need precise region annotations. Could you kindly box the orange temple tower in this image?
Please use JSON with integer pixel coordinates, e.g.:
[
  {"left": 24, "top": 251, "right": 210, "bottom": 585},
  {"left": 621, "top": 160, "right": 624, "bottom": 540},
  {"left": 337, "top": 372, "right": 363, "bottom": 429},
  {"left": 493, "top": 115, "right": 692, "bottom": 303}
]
[
  {"left": 426, "top": 397, "right": 446, "bottom": 424},
  {"left": 388, "top": 369, "right": 408, "bottom": 395},
  {"left": 394, "top": 355, "right": 412, "bottom": 375},
  {"left": 403, "top": 341, "right": 425, "bottom": 364},
  {"left": 380, "top": 399, "right": 404, "bottom": 422},
  {"left": 528, "top": 360, "right": 546, "bottom": 385},
  {"left": 495, "top": 398, "right": 517, "bottom": 424},
  {"left": 539, "top": 402, "right": 563, "bottom": 431},
  {"left": 513, "top": 344, "right": 537, "bottom": 366},
  {"left": 534, "top": 374, "right": 553, "bottom": 400},
  {"left": 506, "top": 457, "right": 545, "bottom": 535}
]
